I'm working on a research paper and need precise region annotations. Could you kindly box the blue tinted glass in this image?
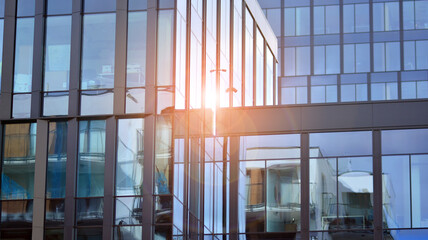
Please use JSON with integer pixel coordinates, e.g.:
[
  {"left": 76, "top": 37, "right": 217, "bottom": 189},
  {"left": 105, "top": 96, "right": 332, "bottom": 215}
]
[
  {"left": 154, "top": 116, "right": 172, "bottom": 195},
  {"left": 296, "top": 7, "right": 309, "bottom": 35},
  {"left": 382, "top": 155, "right": 411, "bottom": 229},
  {"left": 356, "top": 44, "right": 370, "bottom": 72},
  {"left": 356, "top": 84, "right": 368, "bottom": 101},
  {"left": 47, "top": 0, "right": 72, "bottom": 15},
  {"left": 411, "top": 155, "right": 428, "bottom": 227},
  {"left": 115, "top": 197, "right": 142, "bottom": 225},
  {"left": 77, "top": 120, "right": 106, "bottom": 197},
  {"left": 157, "top": 10, "right": 174, "bottom": 86},
  {"left": 374, "top": 43, "right": 386, "bottom": 72},
  {"left": 384, "top": 229, "right": 428, "bottom": 239},
  {"left": 284, "top": 8, "right": 295, "bottom": 36},
  {"left": 314, "top": 7, "right": 324, "bottom": 35},
  {"left": 266, "top": 8, "right": 281, "bottom": 36},
  {"left": 382, "top": 129, "right": 428, "bottom": 155},
  {"left": 17, "top": 0, "right": 35, "bottom": 17},
  {"left": 81, "top": 14, "right": 116, "bottom": 90},
  {"left": 284, "top": 48, "right": 296, "bottom": 76},
  {"left": 84, "top": 0, "right": 116, "bottom": 13},
  {"left": 343, "top": 5, "right": 354, "bottom": 33},
  {"left": 314, "top": 46, "right": 325, "bottom": 75},
  {"left": 0, "top": 0, "right": 4, "bottom": 18},
  {"left": 256, "top": 30, "right": 264, "bottom": 106},
  {"left": 402, "top": 81, "right": 416, "bottom": 99},
  {"left": 46, "top": 122, "right": 67, "bottom": 199},
  {"left": 344, "top": 45, "right": 355, "bottom": 73},
  {"left": 127, "top": 12, "right": 147, "bottom": 88},
  {"left": 75, "top": 198, "right": 103, "bottom": 225},
  {"left": 310, "top": 131, "right": 372, "bottom": 157},
  {"left": 373, "top": 3, "right": 385, "bottom": 31},
  {"left": 355, "top": 4, "right": 369, "bottom": 32},
  {"left": 296, "top": 47, "right": 310, "bottom": 75},
  {"left": 372, "top": 83, "right": 386, "bottom": 101},
  {"left": 404, "top": 41, "right": 416, "bottom": 70},
  {"left": 417, "top": 81, "right": 428, "bottom": 98},
  {"left": 385, "top": 2, "right": 399, "bottom": 31},
  {"left": 14, "top": 18, "right": 34, "bottom": 93},
  {"left": 129, "top": 0, "right": 147, "bottom": 10},
  {"left": 44, "top": 16, "right": 72, "bottom": 92},
  {"left": 311, "top": 85, "right": 325, "bottom": 103},
  {"left": 403, "top": 1, "right": 415, "bottom": 30},
  {"left": 43, "top": 92, "right": 69, "bottom": 116},
  {"left": 1, "top": 123, "right": 37, "bottom": 200},
  {"left": 116, "top": 119, "right": 144, "bottom": 196},
  {"left": 126, "top": 88, "right": 145, "bottom": 114},
  {"left": 415, "top": 1, "right": 428, "bottom": 29},
  {"left": 326, "top": 5, "right": 339, "bottom": 34},
  {"left": 386, "top": 42, "right": 400, "bottom": 71},
  {"left": 416, "top": 41, "right": 428, "bottom": 69},
  {"left": 326, "top": 45, "right": 340, "bottom": 74},
  {"left": 341, "top": 84, "right": 356, "bottom": 102}
]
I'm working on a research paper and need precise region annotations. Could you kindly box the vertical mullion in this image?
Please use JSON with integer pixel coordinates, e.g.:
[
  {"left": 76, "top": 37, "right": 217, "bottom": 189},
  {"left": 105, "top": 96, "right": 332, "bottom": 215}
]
[
  {"left": 142, "top": 0, "right": 158, "bottom": 239},
  {"left": 30, "top": 0, "right": 45, "bottom": 118},
  {"left": 64, "top": 118, "right": 78, "bottom": 240},
  {"left": 113, "top": 0, "right": 128, "bottom": 115},
  {"left": 0, "top": 0, "right": 17, "bottom": 120},
  {"left": 373, "top": 130, "right": 382, "bottom": 240},
  {"left": 32, "top": 120, "right": 48, "bottom": 240},
  {"left": 68, "top": 0, "right": 82, "bottom": 117},
  {"left": 300, "top": 133, "right": 309, "bottom": 239},
  {"left": 103, "top": 117, "right": 117, "bottom": 239}
]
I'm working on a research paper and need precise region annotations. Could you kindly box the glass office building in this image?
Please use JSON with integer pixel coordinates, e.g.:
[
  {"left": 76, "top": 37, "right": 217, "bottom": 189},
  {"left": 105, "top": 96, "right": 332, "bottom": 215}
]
[{"left": 1, "top": 0, "right": 428, "bottom": 239}]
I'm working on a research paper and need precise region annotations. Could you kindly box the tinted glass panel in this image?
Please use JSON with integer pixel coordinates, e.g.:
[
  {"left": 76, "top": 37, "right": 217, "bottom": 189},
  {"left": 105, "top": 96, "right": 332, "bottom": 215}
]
[
  {"left": 128, "top": 0, "right": 147, "bottom": 10},
  {"left": 84, "top": 0, "right": 116, "bottom": 13},
  {"left": 80, "top": 90, "right": 114, "bottom": 116},
  {"left": 76, "top": 227, "right": 102, "bottom": 239},
  {"left": 81, "top": 14, "right": 116, "bottom": 90},
  {"left": 12, "top": 94, "right": 31, "bottom": 118},
  {"left": 0, "top": 200, "right": 33, "bottom": 228},
  {"left": 75, "top": 198, "right": 104, "bottom": 226},
  {"left": 1, "top": 123, "right": 37, "bottom": 200},
  {"left": 382, "top": 129, "right": 428, "bottom": 155},
  {"left": 157, "top": 10, "right": 174, "bottom": 86},
  {"left": 127, "top": 12, "right": 147, "bottom": 88},
  {"left": 126, "top": 88, "right": 145, "bottom": 114},
  {"left": 46, "top": 122, "right": 68, "bottom": 198},
  {"left": 16, "top": 0, "right": 35, "bottom": 17},
  {"left": 14, "top": 18, "right": 34, "bottom": 93},
  {"left": 115, "top": 197, "right": 142, "bottom": 225},
  {"left": 45, "top": 199, "right": 65, "bottom": 227},
  {"left": 411, "top": 155, "right": 428, "bottom": 228},
  {"left": 44, "top": 16, "right": 72, "bottom": 92},
  {"left": 310, "top": 131, "right": 372, "bottom": 157},
  {"left": 77, "top": 120, "right": 106, "bottom": 197},
  {"left": 43, "top": 92, "right": 69, "bottom": 116},
  {"left": 114, "top": 226, "right": 143, "bottom": 240},
  {"left": 116, "top": 119, "right": 144, "bottom": 196},
  {"left": 47, "top": 0, "right": 72, "bottom": 15}
]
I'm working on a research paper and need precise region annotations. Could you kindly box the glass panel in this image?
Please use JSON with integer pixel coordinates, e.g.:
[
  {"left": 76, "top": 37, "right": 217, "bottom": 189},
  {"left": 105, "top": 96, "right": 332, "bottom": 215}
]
[
  {"left": 343, "top": 5, "right": 355, "bottom": 33},
  {"left": 154, "top": 225, "right": 172, "bottom": 240},
  {"left": 81, "top": 13, "right": 116, "bottom": 90},
  {"left": 326, "top": 5, "right": 339, "bottom": 34},
  {"left": 411, "top": 154, "right": 428, "bottom": 228},
  {"left": 374, "top": 43, "right": 385, "bottom": 72},
  {"left": 311, "top": 231, "right": 373, "bottom": 239},
  {"left": 0, "top": 0, "right": 4, "bottom": 18},
  {"left": 313, "top": 7, "right": 324, "bottom": 35},
  {"left": 284, "top": 48, "right": 296, "bottom": 76},
  {"left": 266, "top": 160, "right": 301, "bottom": 232},
  {"left": 1, "top": 123, "right": 37, "bottom": 200},
  {"left": 417, "top": 81, "right": 428, "bottom": 98},
  {"left": 126, "top": 88, "right": 145, "bottom": 114},
  {"left": 385, "top": 2, "right": 399, "bottom": 31},
  {"left": 382, "top": 155, "right": 411, "bottom": 229},
  {"left": 310, "top": 131, "right": 372, "bottom": 157},
  {"left": 46, "top": 122, "right": 68, "bottom": 198},
  {"left": 45, "top": 229, "right": 64, "bottom": 240},
  {"left": 415, "top": 0, "right": 428, "bottom": 29},
  {"left": 296, "top": 47, "right": 310, "bottom": 75},
  {"left": 0, "top": 200, "right": 33, "bottom": 228},
  {"left": 256, "top": 30, "right": 264, "bottom": 106},
  {"left": 245, "top": 10, "right": 254, "bottom": 106},
  {"left": 284, "top": 8, "right": 295, "bottom": 36},
  {"left": 310, "top": 158, "right": 337, "bottom": 231},
  {"left": 355, "top": 4, "right": 369, "bottom": 32},
  {"left": 16, "top": 0, "right": 35, "bottom": 17},
  {"left": 384, "top": 229, "right": 428, "bottom": 239},
  {"left": 128, "top": 0, "right": 147, "bottom": 11},
  {"left": 157, "top": 10, "right": 174, "bottom": 86},
  {"left": 14, "top": 18, "right": 34, "bottom": 93},
  {"left": 386, "top": 42, "right": 400, "bottom": 71},
  {"left": 157, "top": 87, "right": 174, "bottom": 114},
  {"left": 154, "top": 115, "right": 173, "bottom": 195},
  {"left": 373, "top": 3, "right": 385, "bottom": 31},
  {"left": 402, "top": 81, "right": 416, "bottom": 99},
  {"left": 404, "top": 41, "right": 416, "bottom": 70},
  {"left": 326, "top": 45, "right": 340, "bottom": 74},
  {"left": 416, "top": 41, "right": 428, "bottom": 70},
  {"left": 155, "top": 196, "right": 172, "bottom": 224},
  {"left": 127, "top": 12, "right": 147, "bottom": 88},
  {"left": 75, "top": 198, "right": 104, "bottom": 226},
  {"left": 47, "top": 0, "right": 72, "bottom": 15},
  {"left": 76, "top": 227, "right": 102, "bottom": 239},
  {"left": 115, "top": 197, "right": 142, "bottom": 225},
  {"left": 77, "top": 120, "right": 106, "bottom": 198},
  {"left": 12, "top": 94, "right": 31, "bottom": 118},
  {"left": 356, "top": 44, "right": 370, "bottom": 72},
  {"left": 84, "top": 0, "right": 116, "bottom": 13},
  {"left": 344, "top": 44, "right": 355, "bottom": 73},
  {"left": 382, "top": 129, "right": 428, "bottom": 155},
  {"left": 314, "top": 46, "right": 325, "bottom": 75},
  {"left": 80, "top": 90, "right": 114, "bottom": 116},
  {"left": 372, "top": 83, "right": 386, "bottom": 101},
  {"left": 240, "top": 135, "right": 300, "bottom": 160},
  {"left": 296, "top": 7, "right": 309, "bottom": 36},
  {"left": 403, "top": 1, "right": 415, "bottom": 30},
  {"left": 45, "top": 199, "right": 65, "bottom": 227},
  {"left": 114, "top": 226, "right": 142, "bottom": 240},
  {"left": 43, "top": 92, "right": 69, "bottom": 116},
  {"left": 116, "top": 118, "right": 144, "bottom": 196},
  {"left": 337, "top": 157, "right": 373, "bottom": 230},
  {"left": 44, "top": 16, "right": 71, "bottom": 92},
  {"left": 240, "top": 161, "right": 265, "bottom": 232}
]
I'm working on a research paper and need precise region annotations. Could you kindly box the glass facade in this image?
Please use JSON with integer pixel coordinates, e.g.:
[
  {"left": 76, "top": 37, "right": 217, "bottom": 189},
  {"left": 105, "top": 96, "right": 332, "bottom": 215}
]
[{"left": 1, "top": 0, "right": 428, "bottom": 239}]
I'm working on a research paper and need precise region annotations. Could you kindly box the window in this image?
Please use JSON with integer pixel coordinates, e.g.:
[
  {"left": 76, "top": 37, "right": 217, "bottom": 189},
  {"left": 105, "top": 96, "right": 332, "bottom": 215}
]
[
  {"left": 256, "top": 29, "right": 264, "bottom": 106},
  {"left": 382, "top": 129, "right": 428, "bottom": 229},
  {"left": 371, "top": 73, "right": 398, "bottom": 101},
  {"left": 281, "top": 77, "right": 307, "bottom": 104},
  {"left": 340, "top": 74, "right": 368, "bottom": 102},
  {"left": 314, "top": 5, "right": 339, "bottom": 35},
  {"left": 265, "top": 8, "right": 281, "bottom": 36},
  {"left": 83, "top": 0, "right": 115, "bottom": 13},
  {"left": 373, "top": 2, "right": 399, "bottom": 31},
  {"left": 266, "top": 50, "right": 274, "bottom": 105},
  {"left": 314, "top": 45, "right": 340, "bottom": 75},
  {"left": 43, "top": 16, "right": 72, "bottom": 116},
  {"left": 343, "top": 4, "right": 370, "bottom": 33},
  {"left": 239, "top": 135, "right": 301, "bottom": 233},
  {"left": 245, "top": 9, "right": 254, "bottom": 106},
  {"left": 403, "top": 0, "right": 428, "bottom": 30},
  {"left": 47, "top": 0, "right": 72, "bottom": 15},
  {"left": 284, "top": 46, "right": 310, "bottom": 76},
  {"left": 311, "top": 75, "right": 337, "bottom": 103},
  {"left": 404, "top": 40, "right": 428, "bottom": 70},
  {"left": 401, "top": 71, "right": 428, "bottom": 99},
  {"left": 374, "top": 42, "right": 400, "bottom": 72},
  {"left": 344, "top": 43, "right": 370, "bottom": 73},
  {"left": 310, "top": 131, "right": 373, "bottom": 231},
  {"left": 284, "top": 7, "right": 310, "bottom": 36}
]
